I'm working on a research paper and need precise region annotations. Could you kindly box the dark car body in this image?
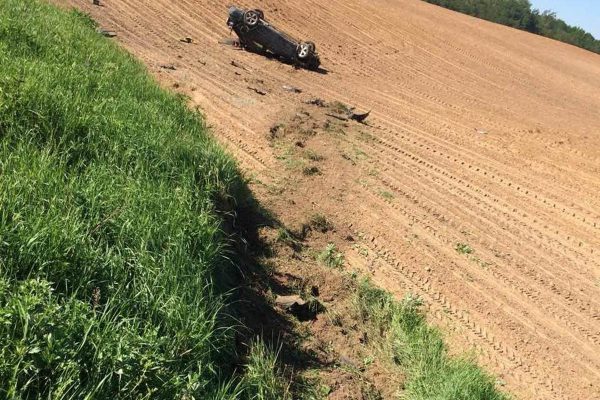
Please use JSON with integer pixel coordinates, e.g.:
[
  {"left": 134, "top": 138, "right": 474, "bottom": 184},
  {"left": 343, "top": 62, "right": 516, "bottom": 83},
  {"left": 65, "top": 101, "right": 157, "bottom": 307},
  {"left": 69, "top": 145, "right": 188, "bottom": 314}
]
[{"left": 227, "top": 6, "right": 320, "bottom": 70}]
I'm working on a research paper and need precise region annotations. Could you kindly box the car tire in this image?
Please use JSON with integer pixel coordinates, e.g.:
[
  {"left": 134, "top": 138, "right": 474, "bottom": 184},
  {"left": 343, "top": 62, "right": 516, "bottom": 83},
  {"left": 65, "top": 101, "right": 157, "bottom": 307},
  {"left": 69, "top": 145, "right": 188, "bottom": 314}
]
[
  {"left": 243, "top": 10, "right": 261, "bottom": 27},
  {"left": 297, "top": 42, "right": 315, "bottom": 59}
]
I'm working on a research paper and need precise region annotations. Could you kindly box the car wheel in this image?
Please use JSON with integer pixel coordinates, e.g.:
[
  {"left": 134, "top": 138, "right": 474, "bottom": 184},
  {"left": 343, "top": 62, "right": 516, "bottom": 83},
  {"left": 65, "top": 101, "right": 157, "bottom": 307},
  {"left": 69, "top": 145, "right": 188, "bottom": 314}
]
[
  {"left": 297, "top": 42, "right": 314, "bottom": 59},
  {"left": 243, "top": 10, "right": 260, "bottom": 27}
]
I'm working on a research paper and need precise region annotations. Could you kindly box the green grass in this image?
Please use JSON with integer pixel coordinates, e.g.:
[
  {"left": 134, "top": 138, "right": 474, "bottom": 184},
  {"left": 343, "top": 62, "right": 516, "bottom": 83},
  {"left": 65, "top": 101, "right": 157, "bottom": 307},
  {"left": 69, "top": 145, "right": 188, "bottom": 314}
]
[
  {"left": 0, "top": 1, "right": 281, "bottom": 398},
  {"left": 356, "top": 280, "right": 508, "bottom": 400},
  {"left": 318, "top": 244, "right": 345, "bottom": 269},
  {"left": 243, "top": 340, "right": 291, "bottom": 400},
  {"left": 456, "top": 243, "right": 474, "bottom": 255},
  {"left": 379, "top": 190, "right": 394, "bottom": 201}
]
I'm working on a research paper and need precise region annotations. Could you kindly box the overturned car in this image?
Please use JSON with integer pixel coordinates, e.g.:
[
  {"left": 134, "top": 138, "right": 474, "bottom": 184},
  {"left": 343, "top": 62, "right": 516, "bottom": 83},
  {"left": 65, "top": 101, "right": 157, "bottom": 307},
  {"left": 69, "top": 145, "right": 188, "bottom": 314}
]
[{"left": 227, "top": 6, "right": 321, "bottom": 70}]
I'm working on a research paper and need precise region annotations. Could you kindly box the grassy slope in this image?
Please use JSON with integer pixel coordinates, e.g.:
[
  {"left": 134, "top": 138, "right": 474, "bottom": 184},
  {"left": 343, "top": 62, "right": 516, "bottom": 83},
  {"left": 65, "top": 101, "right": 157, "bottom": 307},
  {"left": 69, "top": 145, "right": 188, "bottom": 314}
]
[
  {"left": 356, "top": 279, "right": 508, "bottom": 400},
  {"left": 0, "top": 0, "right": 248, "bottom": 398}
]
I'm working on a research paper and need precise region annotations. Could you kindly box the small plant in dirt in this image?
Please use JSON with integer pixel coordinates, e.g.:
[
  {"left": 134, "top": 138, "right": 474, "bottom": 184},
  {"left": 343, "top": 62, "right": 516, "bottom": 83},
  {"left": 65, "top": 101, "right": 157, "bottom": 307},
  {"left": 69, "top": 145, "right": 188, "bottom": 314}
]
[
  {"left": 275, "top": 145, "right": 305, "bottom": 171},
  {"left": 276, "top": 227, "right": 302, "bottom": 251},
  {"left": 304, "top": 149, "right": 324, "bottom": 161},
  {"left": 277, "top": 227, "right": 295, "bottom": 243},
  {"left": 455, "top": 242, "right": 474, "bottom": 254},
  {"left": 318, "top": 243, "right": 345, "bottom": 269},
  {"left": 323, "top": 119, "right": 347, "bottom": 135},
  {"left": 292, "top": 371, "right": 331, "bottom": 400},
  {"left": 359, "top": 130, "right": 375, "bottom": 142},
  {"left": 352, "top": 244, "right": 369, "bottom": 257},
  {"left": 269, "top": 123, "right": 286, "bottom": 140},
  {"left": 354, "top": 146, "right": 369, "bottom": 160},
  {"left": 303, "top": 166, "right": 321, "bottom": 176},
  {"left": 309, "top": 213, "right": 334, "bottom": 233},
  {"left": 379, "top": 190, "right": 394, "bottom": 201}
]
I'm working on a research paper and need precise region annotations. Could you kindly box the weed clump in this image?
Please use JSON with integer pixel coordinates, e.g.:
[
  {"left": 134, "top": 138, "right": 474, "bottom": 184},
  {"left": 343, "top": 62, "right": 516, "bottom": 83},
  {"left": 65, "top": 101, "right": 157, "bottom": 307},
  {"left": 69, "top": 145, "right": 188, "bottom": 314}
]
[
  {"left": 303, "top": 166, "right": 321, "bottom": 176},
  {"left": 455, "top": 243, "right": 474, "bottom": 254},
  {"left": 355, "top": 280, "right": 508, "bottom": 400},
  {"left": 304, "top": 149, "right": 324, "bottom": 161},
  {"left": 309, "top": 213, "right": 334, "bottom": 233},
  {"left": 318, "top": 244, "right": 345, "bottom": 269}
]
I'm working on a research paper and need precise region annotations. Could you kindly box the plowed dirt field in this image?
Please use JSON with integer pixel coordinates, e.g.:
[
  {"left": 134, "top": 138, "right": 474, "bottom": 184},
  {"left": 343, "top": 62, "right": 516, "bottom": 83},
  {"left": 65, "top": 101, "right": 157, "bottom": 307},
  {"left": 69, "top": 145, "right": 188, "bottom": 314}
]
[{"left": 56, "top": 0, "right": 600, "bottom": 398}]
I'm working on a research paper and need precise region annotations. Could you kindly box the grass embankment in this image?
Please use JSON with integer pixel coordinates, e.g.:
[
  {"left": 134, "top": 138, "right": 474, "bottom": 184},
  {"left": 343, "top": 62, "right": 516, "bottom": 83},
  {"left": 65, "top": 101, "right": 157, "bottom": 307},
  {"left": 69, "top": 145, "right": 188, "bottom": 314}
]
[{"left": 0, "top": 1, "right": 283, "bottom": 398}]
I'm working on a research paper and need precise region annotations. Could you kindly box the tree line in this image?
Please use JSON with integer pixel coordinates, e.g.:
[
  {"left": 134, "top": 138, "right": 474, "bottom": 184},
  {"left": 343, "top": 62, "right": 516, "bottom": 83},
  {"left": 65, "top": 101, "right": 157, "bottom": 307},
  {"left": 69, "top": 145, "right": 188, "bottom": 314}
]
[{"left": 422, "top": 0, "right": 600, "bottom": 54}]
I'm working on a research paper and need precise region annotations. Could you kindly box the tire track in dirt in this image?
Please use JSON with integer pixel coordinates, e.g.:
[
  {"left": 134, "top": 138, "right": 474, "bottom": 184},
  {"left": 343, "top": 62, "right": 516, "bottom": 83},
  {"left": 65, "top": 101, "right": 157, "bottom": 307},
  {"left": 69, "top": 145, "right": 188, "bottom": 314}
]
[{"left": 349, "top": 159, "right": 600, "bottom": 338}]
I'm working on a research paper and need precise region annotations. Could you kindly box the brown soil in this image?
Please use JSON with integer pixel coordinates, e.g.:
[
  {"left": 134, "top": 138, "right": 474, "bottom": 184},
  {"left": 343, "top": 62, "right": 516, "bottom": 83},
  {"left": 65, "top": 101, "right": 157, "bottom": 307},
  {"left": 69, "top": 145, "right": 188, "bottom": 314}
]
[{"left": 55, "top": 0, "right": 600, "bottom": 399}]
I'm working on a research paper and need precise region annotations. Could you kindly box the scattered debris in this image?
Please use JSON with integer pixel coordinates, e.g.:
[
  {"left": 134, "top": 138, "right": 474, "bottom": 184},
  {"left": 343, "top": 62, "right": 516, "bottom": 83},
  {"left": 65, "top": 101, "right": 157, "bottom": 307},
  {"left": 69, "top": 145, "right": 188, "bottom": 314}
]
[
  {"left": 274, "top": 295, "right": 322, "bottom": 321},
  {"left": 97, "top": 29, "right": 117, "bottom": 38},
  {"left": 303, "top": 166, "right": 321, "bottom": 176},
  {"left": 350, "top": 110, "right": 371, "bottom": 123},
  {"left": 325, "top": 112, "right": 349, "bottom": 121},
  {"left": 305, "top": 98, "right": 326, "bottom": 107},
  {"left": 326, "top": 109, "right": 371, "bottom": 123},
  {"left": 309, "top": 214, "right": 334, "bottom": 233},
  {"left": 231, "top": 60, "right": 249, "bottom": 70},
  {"left": 180, "top": 37, "right": 193, "bottom": 44},
  {"left": 283, "top": 85, "right": 302, "bottom": 93},
  {"left": 247, "top": 86, "right": 267, "bottom": 95},
  {"left": 342, "top": 153, "right": 356, "bottom": 165},
  {"left": 275, "top": 295, "right": 305, "bottom": 308},
  {"left": 159, "top": 64, "right": 177, "bottom": 70}
]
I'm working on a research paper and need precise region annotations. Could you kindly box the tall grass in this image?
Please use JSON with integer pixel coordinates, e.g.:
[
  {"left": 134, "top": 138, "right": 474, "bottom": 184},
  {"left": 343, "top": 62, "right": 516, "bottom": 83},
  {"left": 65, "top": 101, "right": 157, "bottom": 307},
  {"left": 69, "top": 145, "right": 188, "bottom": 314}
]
[
  {"left": 0, "top": 0, "right": 273, "bottom": 398},
  {"left": 356, "top": 280, "right": 508, "bottom": 400},
  {"left": 243, "top": 340, "right": 291, "bottom": 400}
]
